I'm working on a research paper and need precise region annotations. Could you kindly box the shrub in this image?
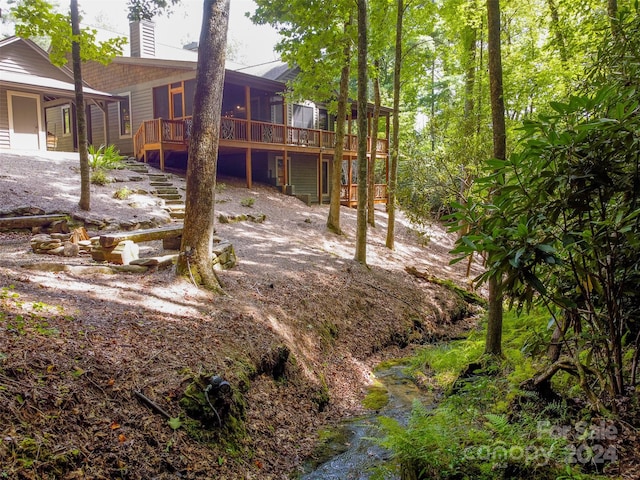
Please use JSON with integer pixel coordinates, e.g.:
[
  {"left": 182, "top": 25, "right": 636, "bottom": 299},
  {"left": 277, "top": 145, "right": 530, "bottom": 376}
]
[
  {"left": 240, "top": 197, "right": 255, "bottom": 208},
  {"left": 90, "top": 169, "right": 110, "bottom": 185},
  {"left": 113, "top": 187, "right": 132, "bottom": 200},
  {"left": 88, "top": 144, "right": 125, "bottom": 170}
]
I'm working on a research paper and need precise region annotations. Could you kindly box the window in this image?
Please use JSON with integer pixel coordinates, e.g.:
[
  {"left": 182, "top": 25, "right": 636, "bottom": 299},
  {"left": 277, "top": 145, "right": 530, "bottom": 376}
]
[
  {"left": 184, "top": 79, "right": 196, "bottom": 117},
  {"left": 292, "top": 104, "right": 314, "bottom": 129},
  {"left": 153, "top": 85, "right": 169, "bottom": 119},
  {"left": 62, "top": 105, "right": 71, "bottom": 136},
  {"left": 118, "top": 94, "right": 131, "bottom": 137}
]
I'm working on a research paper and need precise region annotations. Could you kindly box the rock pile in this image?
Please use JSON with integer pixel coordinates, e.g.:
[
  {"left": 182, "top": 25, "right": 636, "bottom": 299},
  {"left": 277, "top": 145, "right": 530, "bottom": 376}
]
[{"left": 30, "top": 233, "right": 92, "bottom": 257}]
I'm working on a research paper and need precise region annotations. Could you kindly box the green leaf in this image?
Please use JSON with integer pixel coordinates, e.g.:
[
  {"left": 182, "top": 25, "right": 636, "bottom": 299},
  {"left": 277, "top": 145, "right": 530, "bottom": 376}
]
[{"left": 168, "top": 417, "right": 182, "bottom": 430}]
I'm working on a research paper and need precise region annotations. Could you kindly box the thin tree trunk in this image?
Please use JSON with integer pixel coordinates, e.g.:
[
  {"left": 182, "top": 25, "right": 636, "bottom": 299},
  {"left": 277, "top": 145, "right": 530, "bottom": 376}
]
[
  {"left": 608, "top": 0, "right": 619, "bottom": 37},
  {"left": 485, "top": 0, "right": 506, "bottom": 356},
  {"left": 386, "top": 0, "right": 403, "bottom": 250},
  {"left": 355, "top": 0, "right": 368, "bottom": 264},
  {"left": 71, "top": 0, "right": 90, "bottom": 211},
  {"left": 368, "top": 59, "right": 381, "bottom": 227},
  {"left": 176, "top": 0, "right": 229, "bottom": 291},
  {"left": 327, "top": 19, "right": 352, "bottom": 236},
  {"left": 546, "top": 0, "right": 568, "bottom": 65}
]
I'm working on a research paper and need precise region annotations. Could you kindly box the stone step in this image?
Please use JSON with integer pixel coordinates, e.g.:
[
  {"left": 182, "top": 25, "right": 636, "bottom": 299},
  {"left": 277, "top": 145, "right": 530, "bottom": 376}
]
[
  {"left": 157, "top": 193, "right": 182, "bottom": 201},
  {"left": 165, "top": 204, "right": 185, "bottom": 211},
  {"left": 164, "top": 199, "right": 184, "bottom": 205},
  {"left": 150, "top": 181, "right": 173, "bottom": 187},
  {"left": 128, "top": 166, "right": 149, "bottom": 173},
  {"left": 169, "top": 211, "right": 185, "bottom": 219},
  {"left": 148, "top": 174, "right": 171, "bottom": 181},
  {"left": 153, "top": 189, "right": 179, "bottom": 196}
]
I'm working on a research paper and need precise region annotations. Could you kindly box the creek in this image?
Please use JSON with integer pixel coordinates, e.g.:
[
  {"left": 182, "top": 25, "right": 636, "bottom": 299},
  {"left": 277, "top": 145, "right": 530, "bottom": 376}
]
[{"left": 299, "top": 365, "right": 435, "bottom": 479}]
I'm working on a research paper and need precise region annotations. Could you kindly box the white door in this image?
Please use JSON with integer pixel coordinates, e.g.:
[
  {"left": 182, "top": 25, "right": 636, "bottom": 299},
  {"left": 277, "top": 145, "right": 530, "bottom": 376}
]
[{"left": 8, "top": 92, "right": 44, "bottom": 150}]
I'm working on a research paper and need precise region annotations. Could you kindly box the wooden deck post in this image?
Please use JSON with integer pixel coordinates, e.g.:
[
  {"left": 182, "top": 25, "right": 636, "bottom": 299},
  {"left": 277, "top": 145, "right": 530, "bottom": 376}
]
[
  {"left": 246, "top": 148, "right": 252, "bottom": 189},
  {"left": 158, "top": 119, "right": 165, "bottom": 171},
  {"left": 283, "top": 150, "right": 289, "bottom": 191},
  {"left": 318, "top": 153, "right": 322, "bottom": 204}
]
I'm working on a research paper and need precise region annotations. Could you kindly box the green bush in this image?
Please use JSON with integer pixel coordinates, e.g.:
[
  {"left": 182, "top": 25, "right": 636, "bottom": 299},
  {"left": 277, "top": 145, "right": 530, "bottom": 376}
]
[
  {"left": 90, "top": 169, "right": 110, "bottom": 185},
  {"left": 240, "top": 197, "right": 255, "bottom": 208},
  {"left": 88, "top": 144, "right": 125, "bottom": 170},
  {"left": 113, "top": 186, "right": 132, "bottom": 200}
]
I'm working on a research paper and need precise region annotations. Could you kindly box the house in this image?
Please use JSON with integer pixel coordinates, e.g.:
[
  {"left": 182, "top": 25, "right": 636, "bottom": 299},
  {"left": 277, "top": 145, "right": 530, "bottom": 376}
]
[
  {"left": 0, "top": 36, "right": 122, "bottom": 152},
  {"left": 2, "top": 22, "right": 391, "bottom": 207},
  {"left": 83, "top": 21, "right": 392, "bottom": 207}
]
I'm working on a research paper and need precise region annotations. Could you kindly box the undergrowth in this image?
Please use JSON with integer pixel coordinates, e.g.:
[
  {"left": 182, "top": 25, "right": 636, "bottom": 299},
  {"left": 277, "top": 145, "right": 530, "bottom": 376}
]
[{"left": 378, "top": 309, "right": 618, "bottom": 479}]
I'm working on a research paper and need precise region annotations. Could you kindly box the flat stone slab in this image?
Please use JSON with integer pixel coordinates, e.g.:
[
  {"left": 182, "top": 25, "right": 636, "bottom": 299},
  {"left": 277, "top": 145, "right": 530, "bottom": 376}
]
[
  {"left": 99, "top": 224, "right": 184, "bottom": 248},
  {"left": 0, "top": 214, "right": 67, "bottom": 230},
  {"left": 130, "top": 254, "right": 178, "bottom": 268}
]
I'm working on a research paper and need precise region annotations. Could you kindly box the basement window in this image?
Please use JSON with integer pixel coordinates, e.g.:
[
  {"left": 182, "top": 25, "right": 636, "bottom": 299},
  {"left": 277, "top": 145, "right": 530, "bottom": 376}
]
[
  {"left": 62, "top": 105, "right": 71, "bottom": 136},
  {"left": 119, "top": 93, "right": 132, "bottom": 138}
]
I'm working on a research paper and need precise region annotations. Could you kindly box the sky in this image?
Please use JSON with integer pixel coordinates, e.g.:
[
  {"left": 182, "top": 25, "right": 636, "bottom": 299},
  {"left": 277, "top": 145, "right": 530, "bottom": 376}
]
[{"left": 0, "top": 0, "right": 281, "bottom": 66}]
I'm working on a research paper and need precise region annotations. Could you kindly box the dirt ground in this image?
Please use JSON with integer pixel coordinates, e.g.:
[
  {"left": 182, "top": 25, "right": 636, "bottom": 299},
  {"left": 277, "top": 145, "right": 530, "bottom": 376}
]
[{"left": 0, "top": 151, "right": 482, "bottom": 479}]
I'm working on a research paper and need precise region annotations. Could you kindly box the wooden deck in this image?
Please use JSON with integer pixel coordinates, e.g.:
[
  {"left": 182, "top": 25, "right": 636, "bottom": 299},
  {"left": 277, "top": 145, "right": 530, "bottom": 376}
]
[{"left": 133, "top": 117, "right": 389, "bottom": 205}]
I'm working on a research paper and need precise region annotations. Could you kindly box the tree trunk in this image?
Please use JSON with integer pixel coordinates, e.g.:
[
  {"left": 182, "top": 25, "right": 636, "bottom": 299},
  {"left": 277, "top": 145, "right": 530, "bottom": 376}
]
[
  {"left": 485, "top": 0, "right": 506, "bottom": 356},
  {"left": 71, "top": 0, "right": 90, "bottom": 211},
  {"left": 355, "top": 0, "right": 368, "bottom": 264},
  {"left": 386, "top": 0, "right": 403, "bottom": 251},
  {"left": 546, "top": 0, "right": 568, "bottom": 65},
  {"left": 175, "top": 0, "right": 229, "bottom": 291},
  {"left": 327, "top": 19, "right": 352, "bottom": 236},
  {"left": 367, "top": 59, "right": 381, "bottom": 228},
  {"left": 608, "top": 0, "right": 619, "bottom": 37}
]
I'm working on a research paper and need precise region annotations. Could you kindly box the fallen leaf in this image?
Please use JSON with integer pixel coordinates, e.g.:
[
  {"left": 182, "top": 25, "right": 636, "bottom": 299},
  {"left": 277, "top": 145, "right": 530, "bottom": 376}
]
[
  {"left": 107, "top": 378, "right": 115, "bottom": 386},
  {"left": 118, "top": 433, "right": 126, "bottom": 443},
  {"left": 110, "top": 421, "right": 120, "bottom": 430}
]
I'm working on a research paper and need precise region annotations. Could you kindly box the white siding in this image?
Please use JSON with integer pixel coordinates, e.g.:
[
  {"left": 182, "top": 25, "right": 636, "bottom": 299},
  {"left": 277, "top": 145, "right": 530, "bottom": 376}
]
[{"left": 0, "top": 87, "right": 10, "bottom": 149}]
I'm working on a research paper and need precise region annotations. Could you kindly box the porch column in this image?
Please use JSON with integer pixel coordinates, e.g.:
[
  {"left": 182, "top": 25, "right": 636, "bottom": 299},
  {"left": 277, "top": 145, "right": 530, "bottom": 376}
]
[
  {"left": 283, "top": 97, "right": 288, "bottom": 145},
  {"left": 245, "top": 85, "right": 251, "bottom": 138},
  {"left": 246, "top": 147, "right": 252, "bottom": 189},
  {"left": 318, "top": 153, "right": 322, "bottom": 205},
  {"left": 283, "top": 149, "right": 289, "bottom": 191}
]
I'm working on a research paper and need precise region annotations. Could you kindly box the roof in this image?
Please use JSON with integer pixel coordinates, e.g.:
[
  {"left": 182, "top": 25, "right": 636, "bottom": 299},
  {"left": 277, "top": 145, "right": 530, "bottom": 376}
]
[
  {"left": 234, "top": 60, "right": 297, "bottom": 82},
  {"left": 0, "top": 70, "right": 125, "bottom": 102},
  {"left": 0, "top": 36, "right": 123, "bottom": 102}
]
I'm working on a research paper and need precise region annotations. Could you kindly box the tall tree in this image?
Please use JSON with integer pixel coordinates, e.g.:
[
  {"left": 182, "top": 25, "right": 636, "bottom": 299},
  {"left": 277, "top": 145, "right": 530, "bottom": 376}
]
[
  {"left": 70, "top": 0, "right": 89, "bottom": 210},
  {"left": 355, "top": 0, "right": 369, "bottom": 264},
  {"left": 327, "top": 18, "right": 353, "bottom": 235},
  {"left": 174, "top": 0, "right": 229, "bottom": 291},
  {"left": 485, "top": 0, "right": 506, "bottom": 356},
  {"left": 252, "top": 1, "right": 355, "bottom": 236},
  {"left": 367, "top": 59, "right": 381, "bottom": 227},
  {"left": 385, "top": 0, "right": 404, "bottom": 250},
  {"left": 12, "top": 0, "right": 126, "bottom": 211}
]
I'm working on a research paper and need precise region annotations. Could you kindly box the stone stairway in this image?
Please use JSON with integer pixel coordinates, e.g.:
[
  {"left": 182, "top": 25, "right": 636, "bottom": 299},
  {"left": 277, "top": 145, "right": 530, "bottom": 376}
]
[{"left": 124, "top": 159, "right": 185, "bottom": 220}]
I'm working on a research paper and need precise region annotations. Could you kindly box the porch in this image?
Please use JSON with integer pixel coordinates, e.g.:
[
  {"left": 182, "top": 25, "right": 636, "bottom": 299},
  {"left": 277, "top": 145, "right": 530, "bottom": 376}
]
[{"left": 133, "top": 117, "right": 389, "bottom": 207}]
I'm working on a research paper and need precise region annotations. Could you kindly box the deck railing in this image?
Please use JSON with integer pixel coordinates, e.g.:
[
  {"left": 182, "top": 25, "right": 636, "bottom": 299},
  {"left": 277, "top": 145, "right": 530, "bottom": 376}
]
[
  {"left": 339, "top": 183, "right": 387, "bottom": 204},
  {"left": 136, "top": 117, "right": 388, "bottom": 155}
]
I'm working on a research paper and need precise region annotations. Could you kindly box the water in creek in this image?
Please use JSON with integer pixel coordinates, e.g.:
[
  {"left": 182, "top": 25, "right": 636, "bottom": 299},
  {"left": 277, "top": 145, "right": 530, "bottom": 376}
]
[{"left": 299, "top": 365, "right": 435, "bottom": 480}]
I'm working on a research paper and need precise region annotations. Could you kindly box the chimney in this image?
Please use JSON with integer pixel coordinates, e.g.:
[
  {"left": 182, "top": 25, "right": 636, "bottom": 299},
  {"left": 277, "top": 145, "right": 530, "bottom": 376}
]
[{"left": 129, "top": 20, "right": 156, "bottom": 58}]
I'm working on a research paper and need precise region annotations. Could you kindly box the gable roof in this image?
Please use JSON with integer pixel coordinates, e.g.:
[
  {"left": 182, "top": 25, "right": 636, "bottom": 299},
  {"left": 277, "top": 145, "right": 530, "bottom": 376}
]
[{"left": 0, "top": 36, "right": 124, "bottom": 102}]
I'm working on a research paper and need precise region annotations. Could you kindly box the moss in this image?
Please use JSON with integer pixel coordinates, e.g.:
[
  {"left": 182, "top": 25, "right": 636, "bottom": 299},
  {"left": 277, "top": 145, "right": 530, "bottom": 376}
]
[
  {"left": 179, "top": 368, "right": 250, "bottom": 449},
  {"left": 312, "top": 373, "right": 330, "bottom": 412},
  {"left": 362, "top": 382, "right": 389, "bottom": 411}
]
